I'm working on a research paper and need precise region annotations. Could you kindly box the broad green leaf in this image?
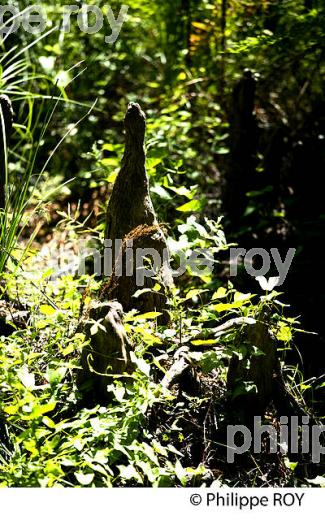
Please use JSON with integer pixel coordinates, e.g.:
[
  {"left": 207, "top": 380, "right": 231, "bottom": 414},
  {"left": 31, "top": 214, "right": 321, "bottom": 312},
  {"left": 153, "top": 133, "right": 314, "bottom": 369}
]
[
  {"left": 113, "top": 386, "right": 126, "bottom": 402},
  {"left": 199, "top": 351, "right": 222, "bottom": 374},
  {"left": 176, "top": 199, "right": 203, "bottom": 212},
  {"left": 22, "top": 402, "right": 57, "bottom": 420},
  {"left": 75, "top": 472, "right": 94, "bottom": 485},
  {"left": 168, "top": 185, "right": 196, "bottom": 198},
  {"left": 3, "top": 404, "right": 19, "bottom": 415},
  {"left": 43, "top": 416, "right": 56, "bottom": 429},
  {"left": 151, "top": 185, "right": 171, "bottom": 199},
  {"left": 39, "top": 305, "right": 56, "bottom": 316},
  {"left": 45, "top": 460, "right": 64, "bottom": 477},
  {"left": 17, "top": 366, "right": 35, "bottom": 389},
  {"left": 133, "top": 312, "right": 162, "bottom": 321},
  {"left": 174, "top": 460, "right": 187, "bottom": 486},
  {"left": 130, "top": 352, "right": 150, "bottom": 376},
  {"left": 212, "top": 287, "right": 228, "bottom": 299},
  {"left": 118, "top": 464, "right": 143, "bottom": 483},
  {"left": 233, "top": 292, "right": 253, "bottom": 302},
  {"left": 47, "top": 366, "right": 67, "bottom": 386},
  {"left": 306, "top": 476, "right": 325, "bottom": 487},
  {"left": 106, "top": 171, "right": 118, "bottom": 183},
  {"left": 276, "top": 324, "right": 292, "bottom": 342},
  {"left": 184, "top": 288, "right": 207, "bottom": 301},
  {"left": 147, "top": 157, "right": 163, "bottom": 170},
  {"left": 214, "top": 300, "right": 247, "bottom": 312}
]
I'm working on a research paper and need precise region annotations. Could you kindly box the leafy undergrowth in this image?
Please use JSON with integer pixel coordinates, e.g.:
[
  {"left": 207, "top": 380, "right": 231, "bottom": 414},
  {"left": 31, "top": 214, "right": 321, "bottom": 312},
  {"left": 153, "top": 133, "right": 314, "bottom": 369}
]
[{"left": 0, "top": 218, "right": 318, "bottom": 487}]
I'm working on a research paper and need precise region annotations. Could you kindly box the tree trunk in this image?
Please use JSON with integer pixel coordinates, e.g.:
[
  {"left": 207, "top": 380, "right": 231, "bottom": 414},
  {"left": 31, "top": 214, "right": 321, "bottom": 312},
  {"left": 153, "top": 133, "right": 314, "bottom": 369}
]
[
  {"left": 182, "top": 0, "right": 192, "bottom": 68},
  {"left": 0, "top": 95, "right": 13, "bottom": 210},
  {"left": 220, "top": 0, "right": 227, "bottom": 100},
  {"left": 223, "top": 70, "right": 258, "bottom": 224}
]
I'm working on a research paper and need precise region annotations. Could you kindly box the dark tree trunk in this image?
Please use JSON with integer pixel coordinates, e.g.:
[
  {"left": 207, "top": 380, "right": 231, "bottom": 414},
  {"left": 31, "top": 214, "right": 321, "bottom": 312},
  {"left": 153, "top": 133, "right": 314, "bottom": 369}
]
[
  {"left": 304, "top": 0, "right": 313, "bottom": 10},
  {"left": 220, "top": 0, "right": 227, "bottom": 100},
  {"left": 223, "top": 70, "right": 258, "bottom": 224},
  {"left": 182, "top": 0, "right": 192, "bottom": 68},
  {"left": 0, "top": 95, "right": 13, "bottom": 211}
]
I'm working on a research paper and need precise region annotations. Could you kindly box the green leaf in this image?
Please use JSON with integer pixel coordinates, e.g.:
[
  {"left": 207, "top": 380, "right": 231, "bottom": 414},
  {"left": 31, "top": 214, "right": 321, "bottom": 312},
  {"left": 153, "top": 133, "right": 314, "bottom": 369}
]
[
  {"left": 306, "top": 476, "right": 325, "bottom": 487},
  {"left": 151, "top": 185, "right": 172, "bottom": 199},
  {"left": 106, "top": 171, "right": 118, "bottom": 183},
  {"left": 47, "top": 366, "right": 67, "bottom": 386},
  {"left": 133, "top": 312, "right": 162, "bottom": 321},
  {"left": 234, "top": 292, "right": 253, "bottom": 302},
  {"left": 132, "top": 288, "right": 154, "bottom": 298},
  {"left": 198, "top": 351, "right": 222, "bottom": 373},
  {"left": 168, "top": 185, "right": 196, "bottom": 198},
  {"left": 43, "top": 416, "right": 56, "bottom": 429},
  {"left": 276, "top": 324, "right": 292, "bottom": 342},
  {"left": 176, "top": 199, "right": 203, "bottom": 212},
  {"left": 147, "top": 157, "right": 163, "bottom": 170},
  {"left": 174, "top": 460, "right": 187, "bottom": 486},
  {"left": 184, "top": 288, "right": 207, "bottom": 301},
  {"left": 215, "top": 147, "right": 229, "bottom": 155},
  {"left": 39, "top": 305, "right": 56, "bottom": 316},
  {"left": 75, "top": 472, "right": 94, "bottom": 485},
  {"left": 113, "top": 386, "right": 126, "bottom": 402},
  {"left": 3, "top": 404, "right": 19, "bottom": 415},
  {"left": 118, "top": 465, "right": 142, "bottom": 483},
  {"left": 130, "top": 352, "right": 151, "bottom": 376},
  {"left": 284, "top": 458, "right": 298, "bottom": 472},
  {"left": 214, "top": 300, "right": 247, "bottom": 312},
  {"left": 22, "top": 402, "right": 57, "bottom": 420},
  {"left": 212, "top": 287, "right": 228, "bottom": 299},
  {"left": 17, "top": 366, "right": 35, "bottom": 389},
  {"left": 45, "top": 461, "right": 64, "bottom": 477},
  {"left": 191, "top": 339, "right": 218, "bottom": 347}
]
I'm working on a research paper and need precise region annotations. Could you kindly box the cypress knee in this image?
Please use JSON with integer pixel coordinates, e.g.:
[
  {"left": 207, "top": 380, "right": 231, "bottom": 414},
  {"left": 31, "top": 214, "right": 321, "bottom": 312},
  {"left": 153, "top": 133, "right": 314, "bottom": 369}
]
[
  {"left": 227, "top": 313, "right": 306, "bottom": 424},
  {"left": 103, "top": 103, "right": 173, "bottom": 319},
  {"left": 105, "top": 102, "right": 157, "bottom": 257},
  {"left": 77, "top": 301, "right": 133, "bottom": 404}
]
